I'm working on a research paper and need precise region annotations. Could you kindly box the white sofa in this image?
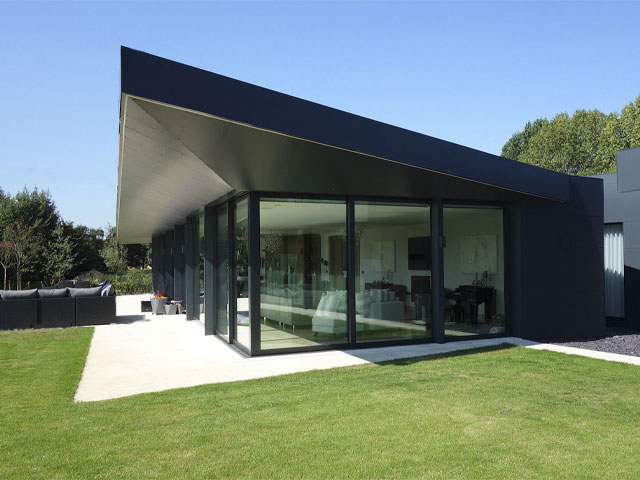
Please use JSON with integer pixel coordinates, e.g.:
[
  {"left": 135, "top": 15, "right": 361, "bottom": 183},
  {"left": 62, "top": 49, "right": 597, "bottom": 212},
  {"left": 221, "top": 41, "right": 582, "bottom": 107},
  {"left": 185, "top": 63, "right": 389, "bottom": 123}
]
[{"left": 312, "top": 289, "right": 409, "bottom": 335}]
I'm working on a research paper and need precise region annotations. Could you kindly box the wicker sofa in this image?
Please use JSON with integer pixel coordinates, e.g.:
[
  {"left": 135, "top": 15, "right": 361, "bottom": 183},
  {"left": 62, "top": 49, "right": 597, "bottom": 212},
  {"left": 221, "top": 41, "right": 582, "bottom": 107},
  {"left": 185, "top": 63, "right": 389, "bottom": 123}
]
[{"left": 0, "top": 286, "right": 116, "bottom": 330}]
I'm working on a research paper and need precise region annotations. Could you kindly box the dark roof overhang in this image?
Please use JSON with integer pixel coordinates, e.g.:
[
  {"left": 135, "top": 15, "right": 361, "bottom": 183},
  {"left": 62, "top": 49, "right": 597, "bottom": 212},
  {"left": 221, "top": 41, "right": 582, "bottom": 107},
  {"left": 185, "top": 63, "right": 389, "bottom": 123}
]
[{"left": 117, "top": 47, "right": 569, "bottom": 243}]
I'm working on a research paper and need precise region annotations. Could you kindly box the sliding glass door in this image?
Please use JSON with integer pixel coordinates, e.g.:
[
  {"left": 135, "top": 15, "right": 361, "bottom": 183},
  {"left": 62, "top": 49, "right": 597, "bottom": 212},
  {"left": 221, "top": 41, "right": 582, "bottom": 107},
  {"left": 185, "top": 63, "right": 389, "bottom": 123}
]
[
  {"left": 210, "top": 194, "right": 509, "bottom": 354},
  {"left": 216, "top": 204, "right": 229, "bottom": 338},
  {"left": 354, "top": 202, "right": 432, "bottom": 342},
  {"left": 233, "top": 198, "right": 251, "bottom": 351},
  {"left": 258, "top": 198, "right": 348, "bottom": 351},
  {"left": 442, "top": 205, "right": 506, "bottom": 337}
]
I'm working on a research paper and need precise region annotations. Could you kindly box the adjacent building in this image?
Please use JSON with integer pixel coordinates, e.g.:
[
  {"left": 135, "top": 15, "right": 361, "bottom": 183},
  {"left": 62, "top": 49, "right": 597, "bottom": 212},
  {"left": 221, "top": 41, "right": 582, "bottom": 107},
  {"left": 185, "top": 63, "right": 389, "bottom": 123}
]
[
  {"left": 592, "top": 146, "right": 640, "bottom": 329},
  {"left": 117, "top": 47, "right": 605, "bottom": 356}
]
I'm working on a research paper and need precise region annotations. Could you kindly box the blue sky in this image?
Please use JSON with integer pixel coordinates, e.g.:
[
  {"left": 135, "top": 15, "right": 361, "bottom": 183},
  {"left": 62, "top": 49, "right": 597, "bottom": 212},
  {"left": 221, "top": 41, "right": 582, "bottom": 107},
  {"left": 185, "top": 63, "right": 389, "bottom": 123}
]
[{"left": 1, "top": 1, "right": 639, "bottom": 230}]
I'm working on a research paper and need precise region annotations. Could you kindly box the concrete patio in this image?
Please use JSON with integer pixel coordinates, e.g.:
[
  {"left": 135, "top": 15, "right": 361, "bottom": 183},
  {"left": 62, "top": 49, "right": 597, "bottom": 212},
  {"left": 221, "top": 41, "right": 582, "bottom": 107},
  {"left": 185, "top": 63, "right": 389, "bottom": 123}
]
[{"left": 74, "top": 295, "right": 640, "bottom": 402}]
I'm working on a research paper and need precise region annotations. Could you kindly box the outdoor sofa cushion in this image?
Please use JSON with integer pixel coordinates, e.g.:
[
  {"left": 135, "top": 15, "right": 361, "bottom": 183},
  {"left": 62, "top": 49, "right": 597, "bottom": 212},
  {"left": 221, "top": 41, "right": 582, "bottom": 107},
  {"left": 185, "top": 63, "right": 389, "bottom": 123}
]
[
  {"left": 100, "top": 283, "right": 115, "bottom": 296},
  {"left": 37, "top": 288, "right": 69, "bottom": 298},
  {"left": 0, "top": 289, "right": 38, "bottom": 300},
  {"left": 68, "top": 286, "right": 103, "bottom": 298}
]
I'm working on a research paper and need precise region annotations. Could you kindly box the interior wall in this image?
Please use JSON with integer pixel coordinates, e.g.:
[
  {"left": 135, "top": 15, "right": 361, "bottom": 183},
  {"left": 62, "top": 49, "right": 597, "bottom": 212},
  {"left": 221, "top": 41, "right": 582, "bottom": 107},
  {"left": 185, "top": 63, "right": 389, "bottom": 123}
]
[
  {"left": 358, "top": 224, "right": 431, "bottom": 291},
  {"left": 260, "top": 223, "right": 432, "bottom": 294},
  {"left": 260, "top": 225, "right": 347, "bottom": 292}
]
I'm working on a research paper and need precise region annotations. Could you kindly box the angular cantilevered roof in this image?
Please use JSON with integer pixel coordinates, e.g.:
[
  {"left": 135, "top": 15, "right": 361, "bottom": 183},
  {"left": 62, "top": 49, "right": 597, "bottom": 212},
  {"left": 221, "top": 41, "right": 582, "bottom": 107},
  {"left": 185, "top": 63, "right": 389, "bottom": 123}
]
[{"left": 117, "top": 46, "right": 569, "bottom": 243}]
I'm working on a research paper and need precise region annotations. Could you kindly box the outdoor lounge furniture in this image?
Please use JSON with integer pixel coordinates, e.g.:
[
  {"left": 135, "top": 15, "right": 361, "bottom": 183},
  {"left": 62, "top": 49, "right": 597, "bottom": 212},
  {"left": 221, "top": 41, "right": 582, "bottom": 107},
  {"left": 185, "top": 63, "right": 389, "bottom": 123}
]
[
  {"left": 0, "top": 286, "right": 116, "bottom": 330},
  {"left": 0, "top": 289, "right": 38, "bottom": 330},
  {"left": 38, "top": 288, "right": 76, "bottom": 328}
]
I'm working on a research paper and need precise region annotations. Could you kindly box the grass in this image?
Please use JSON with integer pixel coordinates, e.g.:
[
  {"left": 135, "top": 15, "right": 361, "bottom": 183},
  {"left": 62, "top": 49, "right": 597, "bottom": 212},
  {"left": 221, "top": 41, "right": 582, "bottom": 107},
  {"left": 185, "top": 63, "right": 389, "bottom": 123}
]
[{"left": 1, "top": 329, "right": 640, "bottom": 479}]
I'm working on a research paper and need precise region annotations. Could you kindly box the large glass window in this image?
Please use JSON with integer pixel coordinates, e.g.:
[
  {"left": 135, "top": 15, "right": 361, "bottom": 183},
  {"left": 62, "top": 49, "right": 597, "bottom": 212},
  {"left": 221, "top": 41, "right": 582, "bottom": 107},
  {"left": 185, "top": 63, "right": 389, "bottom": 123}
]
[
  {"left": 443, "top": 206, "right": 506, "bottom": 337},
  {"left": 234, "top": 198, "right": 250, "bottom": 351},
  {"left": 355, "top": 202, "right": 432, "bottom": 342},
  {"left": 259, "top": 198, "right": 348, "bottom": 351},
  {"left": 216, "top": 205, "right": 229, "bottom": 337},
  {"left": 199, "top": 213, "right": 205, "bottom": 323}
]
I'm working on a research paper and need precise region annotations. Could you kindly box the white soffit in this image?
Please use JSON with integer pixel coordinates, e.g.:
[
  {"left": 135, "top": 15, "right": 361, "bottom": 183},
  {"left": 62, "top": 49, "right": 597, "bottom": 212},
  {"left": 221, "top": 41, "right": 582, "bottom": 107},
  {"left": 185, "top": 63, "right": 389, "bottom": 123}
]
[{"left": 117, "top": 97, "right": 232, "bottom": 243}]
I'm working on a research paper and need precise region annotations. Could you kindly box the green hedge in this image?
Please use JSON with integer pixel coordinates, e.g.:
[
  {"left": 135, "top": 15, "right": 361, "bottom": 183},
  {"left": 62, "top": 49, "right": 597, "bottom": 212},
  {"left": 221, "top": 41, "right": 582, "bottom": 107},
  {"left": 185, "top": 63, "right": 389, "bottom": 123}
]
[{"left": 76, "top": 269, "right": 152, "bottom": 295}]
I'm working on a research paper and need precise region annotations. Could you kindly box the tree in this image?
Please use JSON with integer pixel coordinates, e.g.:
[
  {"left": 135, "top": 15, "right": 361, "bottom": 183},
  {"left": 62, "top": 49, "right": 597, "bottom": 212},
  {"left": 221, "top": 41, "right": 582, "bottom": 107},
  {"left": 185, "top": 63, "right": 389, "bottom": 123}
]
[
  {"left": 597, "top": 93, "right": 640, "bottom": 170},
  {"left": 518, "top": 112, "right": 571, "bottom": 171},
  {"left": 501, "top": 118, "right": 549, "bottom": 161},
  {"left": 0, "top": 187, "right": 60, "bottom": 285},
  {"left": 3, "top": 219, "right": 41, "bottom": 290},
  {"left": 518, "top": 110, "right": 607, "bottom": 175},
  {"left": 101, "top": 226, "right": 128, "bottom": 274},
  {"left": 126, "top": 243, "right": 151, "bottom": 269},
  {"left": 566, "top": 109, "right": 607, "bottom": 175},
  {"left": 0, "top": 240, "right": 13, "bottom": 289},
  {"left": 65, "top": 224, "right": 105, "bottom": 276},
  {"left": 43, "top": 224, "right": 76, "bottom": 284},
  {"left": 503, "top": 93, "right": 640, "bottom": 176},
  {"left": 0, "top": 187, "right": 59, "bottom": 239},
  {"left": 595, "top": 112, "right": 623, "bottom": 173},
  {"left": 619, "top": 93, "right": 640, "bottom": 146}
]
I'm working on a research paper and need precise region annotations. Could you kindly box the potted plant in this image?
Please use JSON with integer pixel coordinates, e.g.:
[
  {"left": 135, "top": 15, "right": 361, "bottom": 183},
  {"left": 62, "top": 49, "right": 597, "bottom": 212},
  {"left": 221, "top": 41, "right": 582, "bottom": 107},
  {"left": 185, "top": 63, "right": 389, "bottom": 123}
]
[{"left": 151, "top": 293, "right": 168, "bottom": 314}]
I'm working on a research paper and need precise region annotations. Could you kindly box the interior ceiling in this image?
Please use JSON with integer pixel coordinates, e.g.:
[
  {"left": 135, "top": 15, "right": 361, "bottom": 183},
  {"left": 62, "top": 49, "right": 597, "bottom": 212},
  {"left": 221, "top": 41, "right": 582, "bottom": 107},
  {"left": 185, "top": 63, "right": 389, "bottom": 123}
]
[
  {"left": 260, "top": 202, "right": 501, "bottom": 232},
  {"left": 261, "top": 200, "right": 431, "bottom": 230},
  {"left": 118, "top": 96, "right": 545, "bottom": 244}
]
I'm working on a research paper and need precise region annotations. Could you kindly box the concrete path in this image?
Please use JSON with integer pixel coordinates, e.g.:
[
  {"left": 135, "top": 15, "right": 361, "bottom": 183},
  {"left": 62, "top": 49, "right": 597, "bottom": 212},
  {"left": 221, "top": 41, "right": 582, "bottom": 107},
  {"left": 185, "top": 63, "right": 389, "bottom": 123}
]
[
  {"left": 74, "top": 295, "right": 640, "bottom": 402},
  {"left": 527, "top": 342, "right": 640, "bottom": 366}
]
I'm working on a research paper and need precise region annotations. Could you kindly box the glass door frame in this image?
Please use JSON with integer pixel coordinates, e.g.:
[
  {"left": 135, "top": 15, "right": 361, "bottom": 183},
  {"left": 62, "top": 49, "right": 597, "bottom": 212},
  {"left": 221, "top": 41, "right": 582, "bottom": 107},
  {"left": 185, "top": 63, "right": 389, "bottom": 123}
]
[
  {"left": 250, "top": 192, "right": 440, "bottom": 356},
  {"left": 213, "top": 202, "right": 232, "bottom": 342},
  {"left": 210, "top": 192, "right": 511, "bottom": 356},
  {"left": 440, "top": 201, "right": 512, "bottom": 341},
  {"left": 232, "top": 195, "right": 251, "bottom": 354},
  {"left": 211, "top": 192, "right": 254, "bottom": 355}
]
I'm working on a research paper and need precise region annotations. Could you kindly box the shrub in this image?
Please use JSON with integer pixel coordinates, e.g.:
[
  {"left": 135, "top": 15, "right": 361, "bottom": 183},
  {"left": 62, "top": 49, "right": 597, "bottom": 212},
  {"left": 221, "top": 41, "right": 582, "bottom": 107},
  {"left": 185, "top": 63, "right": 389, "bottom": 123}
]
[{"left": 76, "top": 269, "right": 152, "bottom": 295}]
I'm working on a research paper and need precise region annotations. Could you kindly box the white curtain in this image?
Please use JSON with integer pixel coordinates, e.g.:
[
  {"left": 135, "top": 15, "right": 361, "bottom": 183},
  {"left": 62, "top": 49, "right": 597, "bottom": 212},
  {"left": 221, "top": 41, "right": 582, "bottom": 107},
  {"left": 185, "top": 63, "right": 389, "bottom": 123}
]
[{"left": 604, "top": 223, "right": 624, "bottom": 317}]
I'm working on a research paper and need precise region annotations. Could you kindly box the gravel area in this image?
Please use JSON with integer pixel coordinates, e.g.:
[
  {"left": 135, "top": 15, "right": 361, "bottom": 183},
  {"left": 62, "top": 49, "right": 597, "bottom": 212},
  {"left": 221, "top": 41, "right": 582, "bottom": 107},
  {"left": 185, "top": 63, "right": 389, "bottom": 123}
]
[{"left": 552, "top": 328, "right": 640, "bottom": 357}]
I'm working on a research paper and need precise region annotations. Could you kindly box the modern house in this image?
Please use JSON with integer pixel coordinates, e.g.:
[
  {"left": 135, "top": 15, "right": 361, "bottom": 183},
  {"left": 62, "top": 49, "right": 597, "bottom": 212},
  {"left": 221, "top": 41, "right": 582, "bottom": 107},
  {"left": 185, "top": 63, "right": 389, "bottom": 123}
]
[
  {"left": 592, "top": 146, "right": 640, "bottom": 329},
  {"left": 117, "top": 47, "right": 605, "bottom": 356}
]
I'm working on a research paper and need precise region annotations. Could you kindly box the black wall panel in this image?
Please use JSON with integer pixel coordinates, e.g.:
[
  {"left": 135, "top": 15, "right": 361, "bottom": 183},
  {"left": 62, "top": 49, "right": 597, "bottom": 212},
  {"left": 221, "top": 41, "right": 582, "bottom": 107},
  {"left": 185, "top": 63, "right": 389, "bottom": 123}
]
[{"left": 515, "top": 176, "right": 605, "bottom": 340}]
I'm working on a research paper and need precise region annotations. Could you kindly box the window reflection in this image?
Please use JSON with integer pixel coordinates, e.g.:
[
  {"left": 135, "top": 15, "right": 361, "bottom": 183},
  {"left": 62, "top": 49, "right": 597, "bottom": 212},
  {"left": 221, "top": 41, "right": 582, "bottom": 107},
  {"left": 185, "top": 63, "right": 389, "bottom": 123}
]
[
  {"left": 216, "top": 205, "right": 229, "bottom": 337},
  {"left": 259, "top": 198, "right": 348, "bottom": 350},
  {"left": 355, "top": 202, "right": 431, "bottom": 342},
  {"left": 443, "top": 206, "right": 506, "bottom": 337},
  {"left": 234, "top": 198, "right": 250, "bottom": 350}
]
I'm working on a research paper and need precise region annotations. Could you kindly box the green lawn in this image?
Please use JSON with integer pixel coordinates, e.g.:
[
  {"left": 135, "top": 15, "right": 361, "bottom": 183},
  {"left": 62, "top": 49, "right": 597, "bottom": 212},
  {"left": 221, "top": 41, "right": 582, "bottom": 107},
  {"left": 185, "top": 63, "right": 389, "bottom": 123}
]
[{"left": 1, "top": 328, "right": 639, "bottom": 479}]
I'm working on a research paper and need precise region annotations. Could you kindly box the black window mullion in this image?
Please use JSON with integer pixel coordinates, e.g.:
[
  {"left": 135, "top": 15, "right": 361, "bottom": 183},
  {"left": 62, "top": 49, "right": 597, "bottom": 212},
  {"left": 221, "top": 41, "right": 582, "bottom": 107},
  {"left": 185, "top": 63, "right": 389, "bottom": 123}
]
[
  {"left": 347, "top": 199, "right": 356, "bottom": 346},
  {"left": 431, "top": 199, "right": 445, "bottom": 343},
  {"left": 248, "top": 193, "right": 261, "bottom": 355},
  {"left": 228, "top": 201, "right": 236, "bottom": 344}
]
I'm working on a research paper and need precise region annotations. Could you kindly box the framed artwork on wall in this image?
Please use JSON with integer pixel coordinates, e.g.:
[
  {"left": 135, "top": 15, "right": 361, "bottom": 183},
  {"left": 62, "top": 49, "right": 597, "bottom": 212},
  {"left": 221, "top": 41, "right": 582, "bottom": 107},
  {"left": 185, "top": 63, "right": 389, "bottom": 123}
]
[
  {"left": 460, "top": 235, "right": 497, "bottom": 274},
  {"left": 374, "top": 240, "right": 396, "bottom": 272}
]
